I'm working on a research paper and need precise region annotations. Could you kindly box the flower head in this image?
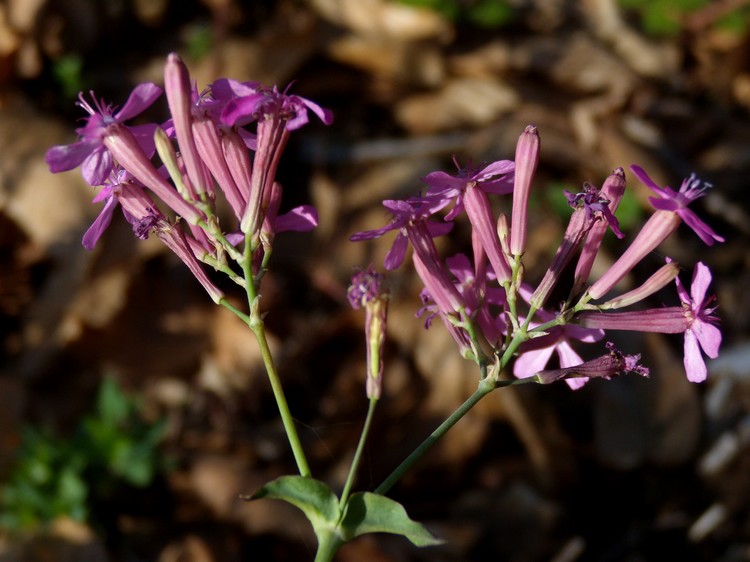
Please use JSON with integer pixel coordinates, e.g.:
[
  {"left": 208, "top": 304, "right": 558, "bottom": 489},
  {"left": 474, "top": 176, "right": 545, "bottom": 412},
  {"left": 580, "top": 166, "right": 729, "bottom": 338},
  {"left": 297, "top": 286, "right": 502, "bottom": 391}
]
[
  {"left": 676, "top": 262, "right": 721, "bottom": 382},
  {"left": 350, "top": 199, "right": 452, "bottom": 270},
  {"left": 221, "top": 84, "right": 333, "bottom": 130},
  {"left": 348, "top": 268, "right": 390, "bottom": 399},
  {"left": 631, "top": 165, "right": 724, "bottom": 245},
  {"left": 422, "top": 157, "right": 514, "bottom": 220},
  {"left": 45, "top": 83, "right": 162, "bottom": 185}
]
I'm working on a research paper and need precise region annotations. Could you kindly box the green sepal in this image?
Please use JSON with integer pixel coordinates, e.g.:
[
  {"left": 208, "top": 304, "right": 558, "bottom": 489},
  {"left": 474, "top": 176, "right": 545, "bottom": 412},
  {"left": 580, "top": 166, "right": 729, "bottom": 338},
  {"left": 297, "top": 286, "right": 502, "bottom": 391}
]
[{"left": 340, "top": 492, "right": 443, "bottom": 547}]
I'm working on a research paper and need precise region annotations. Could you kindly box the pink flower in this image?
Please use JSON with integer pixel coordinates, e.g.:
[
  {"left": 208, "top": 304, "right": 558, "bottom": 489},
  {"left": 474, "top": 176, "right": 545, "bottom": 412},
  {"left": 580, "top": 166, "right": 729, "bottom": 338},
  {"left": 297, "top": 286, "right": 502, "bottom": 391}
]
[
  {"left": 45, "top": 83, "right": 162, "bottom": 185},
  {"left": 421, "top": 158, "right": 514, "bottom": 220},
  {"left": 631, "top": 165, "right": 724, "bottom": 245},
  {"left": 579, "top": 262, "right": 721, "bottom": 383},
  {"left": 676, "top": 262, "right": 721, "bottom": 382}
]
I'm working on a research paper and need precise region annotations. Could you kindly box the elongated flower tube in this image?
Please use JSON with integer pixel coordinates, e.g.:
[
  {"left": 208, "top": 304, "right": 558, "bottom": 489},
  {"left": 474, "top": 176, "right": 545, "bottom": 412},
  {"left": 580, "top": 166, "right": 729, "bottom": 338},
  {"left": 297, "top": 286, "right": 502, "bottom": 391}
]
[
  {"left": 597, "top": 260, "right": 680, "bottom": 310},
  {"left": 164, "top": 53, "right": 214, "bottom": 199},
  {"left": 533, "top": 342, "right": 648, "bottom": 385},
  {"left": 530, "top": 182, "right": 620, "bottom": 310},
  {"left": 573, "top": 168, "right": 626, "bottom": 294},
  {"left": 103, "top": 126, "right": 203, "bottom": 223},
  {"left": 157, "top": 223, "right": 225, "bottom": 304},
  {"left": 221, "top": 83, "right": 333, "bottom": 237},
  {"left": 220, "top": 128, "right": 254, "bottom": 207},
  {"left": 192, "top": 114, "right": 246, "bottom": 219},
  {"left": 510, "top": 125, "right": 540, "bottom": 257},
  {"left": 464, "top": 183, "right": 511, "bottom": 284},
  {"left": 348, "top": 268, "right": 390, "bottom": 400},
  {"left": 586, "top": 209, "right": 681, "bottom": 300}
]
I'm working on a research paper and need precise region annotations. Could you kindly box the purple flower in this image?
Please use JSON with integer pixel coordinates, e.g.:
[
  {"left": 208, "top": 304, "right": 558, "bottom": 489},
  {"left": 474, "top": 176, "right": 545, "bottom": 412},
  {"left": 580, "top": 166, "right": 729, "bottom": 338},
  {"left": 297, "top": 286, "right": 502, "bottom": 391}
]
[
  {"left": 349, "top": 199, "right": 452, "bottom": 270},
  {"left": 565, "top": 182, "right": 623, "bottom": 238},
  {"left": 422, "top": 158, "right": 514, "bottom": 220},
  {"left": 46, "top": 83, "right": 162, "bottom": 185},
  {"left": 82, "top": 168, "right": 165, "bottom": 249},
  {"left": 220, "top": 84, "right": 333, "bottom": 130},
  {"left": 676, "top": 262, "right": 721, "bottom": 382},
  {"left": 631, "top": 165, "right": 724, "bottom": 245}
]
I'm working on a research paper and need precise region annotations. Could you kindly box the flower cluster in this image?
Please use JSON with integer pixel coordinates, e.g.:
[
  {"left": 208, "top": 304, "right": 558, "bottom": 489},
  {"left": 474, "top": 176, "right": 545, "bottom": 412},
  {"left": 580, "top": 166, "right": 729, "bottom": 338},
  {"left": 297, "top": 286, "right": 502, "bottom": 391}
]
[
  {"left": 46, "top": 53, "right": 332, "bottom": 303},
  {"left": 351, "top": 126, "right": 723, "bottom": 386}
]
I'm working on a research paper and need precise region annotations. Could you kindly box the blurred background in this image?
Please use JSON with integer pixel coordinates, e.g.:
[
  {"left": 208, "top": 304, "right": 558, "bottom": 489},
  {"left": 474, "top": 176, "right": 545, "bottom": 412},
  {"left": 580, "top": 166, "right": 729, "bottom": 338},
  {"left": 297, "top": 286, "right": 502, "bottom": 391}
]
[{"left": 1, "top": 0, "right": 749, "bottom": 560}]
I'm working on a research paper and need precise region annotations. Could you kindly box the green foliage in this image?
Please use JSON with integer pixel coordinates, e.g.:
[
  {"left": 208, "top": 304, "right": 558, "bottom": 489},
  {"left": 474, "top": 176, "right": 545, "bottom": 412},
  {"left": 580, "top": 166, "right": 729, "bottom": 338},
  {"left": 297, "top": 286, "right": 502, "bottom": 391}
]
[
  {"left": 397, "top": 0, "right": 516, "bottom": 29},
  {"left": 340, "top": 492, "right": 444, "bottom": 546},
  {"left": 246, "top": 476, "right": 442, "bottom": 556},
  {"left": 0, "top": 376, "right": 168, "bottom": 530},
  {"left": 52, "top": 54, "right": 84, "bottom": 100},
  {"left": 618, "top": 0, "right": 750, "bottom": 36},
  {"left": 185, "top": 24, "right": 214, "bottom": 61}
]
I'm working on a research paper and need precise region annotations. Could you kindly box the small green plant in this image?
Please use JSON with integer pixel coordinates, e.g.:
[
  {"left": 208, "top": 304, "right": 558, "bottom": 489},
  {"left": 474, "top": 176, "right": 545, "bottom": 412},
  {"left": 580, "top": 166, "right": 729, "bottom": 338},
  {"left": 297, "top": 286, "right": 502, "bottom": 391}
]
[
  {"left": 618, "top": 0, "right": 750, "bottom": 36},
  {"left": 0, "top": 376, "right": 168, "bottom": 531},
  {"left": 52, "top": 54, "right": 85, "bottom": 101},
  {"left": 398, "top": 0, "right": 516, "bottom": 29}
]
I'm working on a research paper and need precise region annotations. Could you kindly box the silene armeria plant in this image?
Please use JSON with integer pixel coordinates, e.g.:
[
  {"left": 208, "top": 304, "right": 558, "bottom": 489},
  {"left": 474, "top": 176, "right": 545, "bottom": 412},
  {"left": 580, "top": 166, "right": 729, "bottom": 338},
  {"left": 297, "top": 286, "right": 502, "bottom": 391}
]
[{"left": 46, "top": 54, "right": 724, "bottom": 560}]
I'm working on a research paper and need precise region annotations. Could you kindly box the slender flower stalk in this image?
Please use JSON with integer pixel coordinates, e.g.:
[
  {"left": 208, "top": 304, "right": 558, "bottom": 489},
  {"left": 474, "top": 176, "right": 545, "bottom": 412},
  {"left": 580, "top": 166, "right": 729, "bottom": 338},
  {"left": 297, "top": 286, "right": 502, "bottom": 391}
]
[{"left": 510, "top": 125, "right": 540, "bottom": 257}]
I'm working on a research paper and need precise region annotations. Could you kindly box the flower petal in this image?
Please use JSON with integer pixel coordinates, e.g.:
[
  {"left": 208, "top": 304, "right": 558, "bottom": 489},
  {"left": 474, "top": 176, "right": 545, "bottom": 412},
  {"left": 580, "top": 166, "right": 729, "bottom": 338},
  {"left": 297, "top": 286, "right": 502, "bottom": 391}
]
[
  {"left": 384, "top": 232, "right": 409, "bottom": 270},
  {"left": 45, "top": 139, "right": 97, "bottom": 174},
  {"left": 272, "top": 205, "right": 318, "bottom": 232},
  {"left": 82, "top": 195, "right": 119, "bottom": 250},
  {"left": 694, "top": 320, "right": 721, "bottom": 359},
  {"left": 683, "top": 328, "right": 708, "bottom": 383},
  {"left": 115, "top": 83, "right": 162, "bottom": 122},
  {"left": 690, "top": 262, "right": 712, "bottom": 305},
  {"left": 514, "top": 344, "right": 556, "bottom": 378},
  {"left": 631, "top": 164, "right": 670, "bottom": 198},
  {"left": 679, "top": 208, "right": 725, "bottom": 245}
]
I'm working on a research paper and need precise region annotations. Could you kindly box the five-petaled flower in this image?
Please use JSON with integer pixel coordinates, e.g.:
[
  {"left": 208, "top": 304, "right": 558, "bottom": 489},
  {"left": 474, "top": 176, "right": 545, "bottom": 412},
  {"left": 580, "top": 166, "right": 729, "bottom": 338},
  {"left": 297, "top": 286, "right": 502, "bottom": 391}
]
[
  {"left": 46, "top": 83, "right": 162, "bottom": 186},
  {"left": 676, "top": 261, "right": 722, "bottom": 382},
  {"left": 631, "top": 165, "right": 724, "bottom": 245}
]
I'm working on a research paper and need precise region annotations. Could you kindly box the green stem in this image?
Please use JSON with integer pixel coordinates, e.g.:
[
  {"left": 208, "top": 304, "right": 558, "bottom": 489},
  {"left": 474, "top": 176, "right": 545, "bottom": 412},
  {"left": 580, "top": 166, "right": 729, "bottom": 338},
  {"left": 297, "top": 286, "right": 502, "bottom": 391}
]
[
  {"left": 314, "top": 527, "right": 344, "bottom": 562},
  {"left": 374, "top": 377, "right": 495, "bottom": 495},
  {"left": 239, "top": 239, "right": 312, "bottom": 478},
  {"left": 252, "top": 322, "right": 312, "bottom": 477},
  {"left": 339, "top": 398, "right": 378, "bottom": 515}
]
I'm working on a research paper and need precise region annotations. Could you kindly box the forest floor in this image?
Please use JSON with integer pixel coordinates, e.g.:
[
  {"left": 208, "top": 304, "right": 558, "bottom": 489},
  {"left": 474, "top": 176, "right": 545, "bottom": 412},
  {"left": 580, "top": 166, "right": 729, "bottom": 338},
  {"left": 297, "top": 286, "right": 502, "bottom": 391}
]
[{"left": 1, "top": 0, "right": 750, "bottom": 561}]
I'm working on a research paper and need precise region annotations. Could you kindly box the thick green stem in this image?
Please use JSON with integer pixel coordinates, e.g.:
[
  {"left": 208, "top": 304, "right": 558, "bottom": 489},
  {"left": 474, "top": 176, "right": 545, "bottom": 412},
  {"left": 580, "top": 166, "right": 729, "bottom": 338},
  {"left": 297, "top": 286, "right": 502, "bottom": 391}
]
[
  {"left": 374, "top": 377, "right": 495, "bottom": 495},
  {"left": 314, "top": 527, "right": 344, "bottom": 562},
  {"left": 339, "top": 398, "right": 378, "bottom": 515}
]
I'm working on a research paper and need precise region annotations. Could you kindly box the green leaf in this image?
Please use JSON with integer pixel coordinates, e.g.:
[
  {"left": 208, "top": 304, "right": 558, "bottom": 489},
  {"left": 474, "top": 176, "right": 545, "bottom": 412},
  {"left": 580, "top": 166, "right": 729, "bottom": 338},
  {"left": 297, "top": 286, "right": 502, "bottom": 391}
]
[
  {"left": 246, "top": 476, "right": 340, "bottom": 531},
  {"left": 340, "top": 492, "right": 443, "bottom": 547}
]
